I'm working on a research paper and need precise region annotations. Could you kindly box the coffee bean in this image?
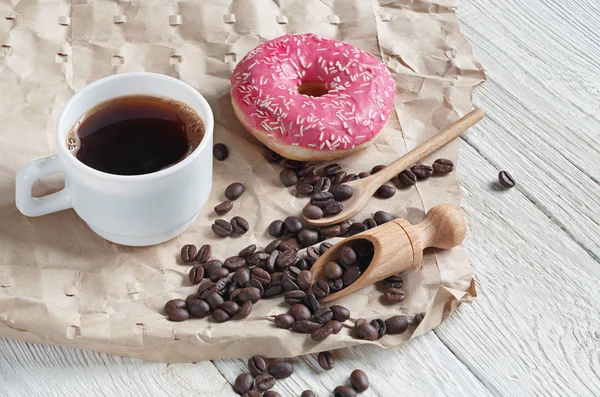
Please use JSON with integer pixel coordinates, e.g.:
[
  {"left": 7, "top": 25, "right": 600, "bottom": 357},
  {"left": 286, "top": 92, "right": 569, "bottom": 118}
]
[
  {"left": 197, "top": 281, "right": 218, "bottom": 298},
  {"left": 364, "top": 217, "right": 377, "bottom": 229},
  {"left": 297, "top": 229, "right": 320, "bottom": 247},
  {"left": 333, "top": 385, "right": 357, "bottom": 397},
  {"left": 187, "top": 299, "right": 210, "bottom": 318},
  {"left": 237, "top": 301, "right": 253, "bottom": 319},
  {"left": 303, "top": 292, "right": 320, "bottom": 313},
  {"left": 181, "top": 244, "right": 197, "bottom": 262},
  {"left": 498, "top": 170, "right": 515, "bottom": 188},
  {"left": 323, "top": 201, "right": 343, "bottom": 216},
  {"left": 220, "top": 301, "right": 239, "bottom": 316},
  {"left": 221, "top": 257, "right": 243, "bottom": 272},
  {"left": 262, "top": 250, "right": 278, "bottom": 272},
  {"left": 195, "top": 244, "right": 211, "bottom": 263},
  {"left": 326, "top": 278, "right": 344, "bottom": 292},
  {"left": 168, "top": 308, "right": 190, "bottom": 322},
  {"left": 279, "top": 169, "right": 298, "bottom": 187},
  {"left": 297, "top": 164, "right": 315, "bottom": 178},
  {"left": 306, "top": 246, "right": 320, "bottom": 260},
  {"left": 350, "top": 369, "right": 369, "bottom": 392},
  {"left": 255, "top": 374, "right": 275, "bottom": 392},
  {"left": 301, "top": 391, "right": 316, "bottom": 397},
  {"left": 398, "top": 169, "right": 417, "bottom": 186},
  {"left": 385, "top": 315, "right": 409, "bottom": 334},
  {"left": 202, "top": 259, "right": 223, "bottom": 272},
  {"left": 371, "top": 164, "right": 386, "bottom": 174},
  {"left": 339, "top": 247, "right": 357, "bottom": 267},
  {"left": 338, "top": 221, "right": 351, "bottom": 236},
  {"left": 313, "top": 176, "right": 331, "bottom": 193},
  {"left": 268, "top": 360, "right": 294, "bottom": 379},
  {"left": 185, "top": 292, "right": 199, "bottom": 303},
  {"left": 205, "top": 291, "right": 224, "bottom": 310},
  {"left": 267, "top": 150, "right": 282, "bottom": 163},
  {"left": 238, "top": 287, "right": 261, "bottom": 303},
  {"left": 234, "top": 373, "right": 254, "bottom": 395},
  {"left": 207, "top": 267, "right": 229, "bottom": 282},
  {"left": 213, "top": 143, "right": 229, "bottom": 161},
  {"left": 213, "top": 200, "right": 234, "bottom": 217},
  {"left": 330, "top": 305, "right": 350, "bottom": 322},
  {"left": 247, "top": 278, "right": 265, "bottom": 295},
  {"left": 413, "top": 312, "right": 425, "bottom": 325},
  {"left": 296, "top": 182, "right": 314, "bottom": 196},
  {"left": 282, "top": 265, "right": 301, "bottom": 280},
  {"left": 276, "top": 249, "right": 297, "bottom": 268},
  {"left": 283, "top": 216, "right": 303, "bottom": 236},
  {"left": 329, "top": 184, "right": 353, "bottom": 201},
  {"left": 373, "top": 210, "right": 393, "bottom": 225},
  {"left": 333, "top": 171, "right": 347, "bottom": 185},
  {"left": 274, "top": 313, "right": 295, "bottom": 329},
  {"left": 313, "top": 307, "right": 333, "bottom": 324},
  {"left": 357, "top": 171, "right": 369, "bottom": 178},
  {"left": 370, "top": 318, "right": 386, "bottom": 339},
  {"left": 285, "top": 290, "right": 306, "bottom": 305},
  {"left": 342, "top": 173, "right": 359, "bottom": 183},
  {"left": 271, "top": 272, "right": 283, "bottom": 283},
  {"left": 263, "top": 280, "right": 283, "bottom": 298},
  {"left": 385, "top": 287, "right": 405, "bottom": 302},
  {"left": 248, "top": 355, "right": 267, "bottom": 376},
  {"left": 212, "top": 308, "right": 230, "bottom": 323},
  {"left": 296, "top": 259, "right": 309, "bottom": 271},
  {"left": 293, "top": 320, "right": 321, "bottom": 333},
  {"left": 324, "top": 163, "right": 342, "bottom": 176},
  {"left": 242, "top": 391, "right": 261, "bottom": 397},
  {"left": 382, "top": 275, "right": 404, "bottom": 289},
  {"left": 348, "top": 222, "right": 367, "bottom": 236},
  {"left": 251, "top": 267, "right": 271, "bottom": 286},
  {"left": 325, "top": 262, "right": 343, "bottom": 279},
  {"left": 230, "top": 216, "right": 249, "bottom": 235},
  {"left": 311, "top": 192, "right": 334, "bottom": 209},
  {"left": 433, "top": 158, "right": 454, "bottom": 173},
  {"left": 282, "top": 159, "right": 304, "bottom": 170},
  {"left": 297, "top": 270, "right": 313, "bottom": 291},
  {"left": 303, "top": 205, "right": 323, "bottom": 220},
  {"left": 319, "top": 242, "right": 333, "bottom": 254},
  {"left": 217, "top": 277, "right": 232, "bottom": 296},
  {"left": 239, "top": 244, "right": 256, "bottom": 258},
  {"left": 248, "top": 251, "right": 269, "bottom": 267},
  {"left": 188, "top": 266, "right": 205, "bottom": 284},
  {"left": 303, "top": 174, "right": 321, "bottom": 185},
  {"left": 376, "top": 184, "right": 396, "bottom": 198},
  {"left": 225, "top": 182, "right": 246, "bottom": 200},
  {"left": 327, "top": 320, "right": 343, "bottom": 334},
  {"left": 411, "top": 164, "right": 433, "bottom": 179},
  {"left": 212, "top": 219, "right": 233, "bottom": 237},
  {"left": 165, "top": 299, "right": 186, "bottom": 314},
  {"left": 264, "top": 392, "right": 282, "bottom": 397},
  {"left": 289, "top": 303, "right": 311, "bottom": 321},
  {"left": 320, "top": 225, "right": 341, "bottom": 237},
  {"left": 317, "top": 351, "right": 335, "bottom": 370},
  {"left": 311, "top": 324, "right": 334, "bottom": 341},
  {"left": 355, "top": 319, "right": 378, "bottom": 340},
  {"left": 268, "top": 220, "right": 284, "bottom": 237},
  {"left": 282, "top": 238, "right": 301, "bottom": 251},
  {"left": 342, "top": 266, "right": 361, "bottom": 286},
  {"left": 311, "top": 280, "right": 330, "bottom": 298}
]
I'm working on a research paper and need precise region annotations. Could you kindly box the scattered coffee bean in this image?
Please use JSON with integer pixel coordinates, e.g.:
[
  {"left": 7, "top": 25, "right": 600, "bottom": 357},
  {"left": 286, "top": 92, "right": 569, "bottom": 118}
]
[
  {"left": 297, "top": 229, "right": 319, "bottom": 247},
  {"left": 342, "top": 173, "right": 359, "bottom": 183},
  {"left": 301, "top": 391, "right": 316, "bottom": 397},
  {"left": 197, "top": 280, "right": 218, "bottom": 297},
  {"left": 225, "top": 182, "right": 246, "bottom": 200},
  {"left": 296, "top": 182, "right": 314, "bottom": 196},
  {"left": 293, "top": 320, "right": 321, "bottom": 333},
  {"left": 348, "top": 222, "right": 367, "bottom": 236},
  {"left": 266, "top": 150, "right": 282, "bottom": 163},
  {"left": 317, "top": 351, "right": 335, "bottom": 370},
  {"left": 312, "top": 280, "right": 330, "bottom": 298},
  {"left": 338, "top": 221, "right": 351, "bottom": 236},
  {"left": 358, "top": 171, "right": 370, "bottom": 178},
  {"left": 327, "top": 320, "right": 343, "bottom": 334},
  {"left": 264, "top": 392, "right": 282, "bottom": 397},
  {"left": 202, "top": 259, "right": 223, "bottom": 272},
  {"left": 411, "top": 164, "right": 433, "bottom": 179},
  {"left": 221, "top": 301, "right": 240, "bottom": 316},
  {"left": 214, "top": 200, "right": 233, "bottom": 216},
  {"left": 385, "top": 315, "right": 409, "bottom": 334},
  {"left": 277, "top": 249, "right": 298, "bottom": 268},
  {"left": 248, "top": 355, "right": 267, "bottom": 376},
  {"left": 213, "top": 143, "right": 229, "bottom": 161},
  {"left": 212, "top": 219, "right": 233, "bottom": 237},
  {"left": 355, "top": 319, "right": 378, "bottom": 340},
  {"left": 413, "top": 312, "right": 425, "bottom": 325},
  {"left": 285, "top": 290, "right": 306, "bottom": 306},
  {"left": 333, "top": 385, "right": 357, "bottom": 397},
  {"left": 165, "top": 299, "right": 186, "bottom": 314},
  {"left": 376, "top": 184, "right": 396, "bottom": 198},
  {"left": 303, "top": 292, "right": 320, "bottom": 313},
  {"left": 223, "top": 257, "right": 245, "bottom": 272},
  {"left": 363, "top": 217, "right": 377, "bottom": 229},
  {"left": 280, "top": 169, "right": 298, "bottom": 187},
  {"left": 311, "top": 192, "right": 334, "bottom": 209},
  {"left": 339, "top": 247, "right": 357, "bottom": 267},
  {"left": 350, "top": 369, "right": 369, "bottom": 392},
  {"left": 324, "top": 163, "right": 342, "bottom": 177},
  {"left": 188, "top": 266, "right": 205, "bottom": 284},
  {"left": 384, "top": 288, "right": 405, "bottom": 302},
  {"left": 303, "top": 205, "right": 323, "bottom": 220},
  {"left": 181, "top": 244, "right": 197, "bottom": 262},
  {"left": 268, "top": 360, "right": 294, "bottom": 379},
  {"left": 382, "top": 275, "right": 403, "bottom": 289},
  {"left": 264, "top": 281, "right": 283, "bottom": 298},
  {"left": 329, "top": 184, "right": 353, "bottom": 201},
  {"left": 255, "top": 373, "right": 275, "bottom": 392},
  {"left": 251, "top": 267, "right": 271, "bottom": 286},
  {"left": 333, "top": 171, "right": 347, "bottom": 185},
  {"left": 283, "top": 216, "right": 303, "bottom": 236},
  {"left": 268, "top": 220, "right": 284, "bottom": 237},
  {"left": 433, "top": 158, "right": 454, "bottom": 173},
  {"left": 296, "top": 270, "right": 313, "bottom": 291},
  {"left": 297, "top": 164, "right": 315, "bottom": 178},
  {"left": 321, "top": 225, "right": 341, "bottom": 237},
  {"left": 289, "top": 303, "right": 312, "bottom": 321},
  {"left": 212, "top": 308, "right": 230, "bottom": 323},
  {"left": 342, "top": 266, "right": 361, "bottom": 287},
  {"left": 373, "top": 210, "right": 393, "bottom": 225},
  {"left": 234, "top": 373, "right": 254, "bottom": 395},
  {"left": 238, "top": 287, "right": 261, "bottom": 303},
  {"left": 283, "top": 238, "right": 301, "bottom": 251},
  {"left": 282, "top": 159, "right": 304, "bottom": 170},
  {"left": 311, "top": 324, "right": 334, "bottom": 341},
  {"left": 205, "top": 291, "right": 224, "bottom": 310},
  {"left": 498, "top": 170, "right": 515, "bottom": 189},
  {"left": 325, "top": 261, "right": 343, "bottom": 279},
  {"left": 275, "top": 313, "right": 295, "bottom": 329},
  {"left": 239, "top": 244, "right": 256, "bottom": 258},
  {"left": 371, "top": 164, "right": 386, "bottom": 174},
  {"left": 237, "top": 301, "right": 253, "bottom": 319},
  {"left": 313, "top": 307, "right": 333, "bottom": 324},
  {"left": 187, "top": 299, "right": 210, "bottom": 318},
  {"left": 296, "top": 259, "right": 309, "bottom": 271},
  {"left": 398, "top": 169, "right": 417, "bottom": 186},
  {"left": 370, "top": 318, "right": 386, "bottom": 339},
  {"left": 330, "top": 305, "right": 350, "bottom": 322},
  {"left": 323, "top": 201, "right": 343, "bottom": 216},
  {"left": 230, "top": 216, "right": 249, "bottom": 234},
  {"left": 195, "top": 244, "right": 212, "bottom": 263},
  {"left": 168, "top": 308, "right": 190, "bottom": 322},
  {"left": 208, "top": 267, "right": 229, "bottom": 282},
  {"left": 242, "top": 391, "right": 261, "bottom": 397},
  {"left": 313, "top": 176, "right": 331, "bottom": 193}
]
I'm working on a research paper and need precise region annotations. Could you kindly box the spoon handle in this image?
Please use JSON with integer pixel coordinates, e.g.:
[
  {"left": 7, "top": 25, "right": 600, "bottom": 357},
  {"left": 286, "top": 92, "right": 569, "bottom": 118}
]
[{"left": 372, "top": 108, "right": 485, "bottom": 184}]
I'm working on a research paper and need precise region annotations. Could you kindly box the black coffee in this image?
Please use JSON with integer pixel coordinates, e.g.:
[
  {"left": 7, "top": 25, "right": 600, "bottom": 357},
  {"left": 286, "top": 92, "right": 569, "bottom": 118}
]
[{"left": 67, "top": 95, "right": 204, "bottom": 176}]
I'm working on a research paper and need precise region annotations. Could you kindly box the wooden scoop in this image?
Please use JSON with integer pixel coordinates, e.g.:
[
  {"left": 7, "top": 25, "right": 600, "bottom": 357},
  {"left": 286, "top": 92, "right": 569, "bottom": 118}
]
[
  {"left": 310, "top": 204, "right": 467, "bottom": 302},
  {"left": 304, "top": 108, "right": 484, "bottom": 227}
]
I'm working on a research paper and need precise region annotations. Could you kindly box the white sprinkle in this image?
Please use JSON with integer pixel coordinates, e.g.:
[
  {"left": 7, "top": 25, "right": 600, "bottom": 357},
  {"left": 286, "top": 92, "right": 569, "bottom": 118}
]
[
  {"left": 356, "top": 135, "right": 365, "bottom": 139},
  {"left": 308, "top": 143, "right": 316, "bottom": 147},
  {"left": 380, "top": 114, "right": 385, "bottom": 121},
  {"left": 360, "top": 82, "right": 370, "bottom": 87},
  {"left": 319, "top": 142, "right": 326, "bottom": 150},
  {"left": 292, "top": 143, "right": 299, "bottom": 146},
  {"left": 319, "top": 132, "right": 324, "bottom": 141},
  {"left": 354, "top": 90, "right": 364, "bottom": 94},
  {"left": 317, "top": 48, "right": 326, "bottom": 51}
]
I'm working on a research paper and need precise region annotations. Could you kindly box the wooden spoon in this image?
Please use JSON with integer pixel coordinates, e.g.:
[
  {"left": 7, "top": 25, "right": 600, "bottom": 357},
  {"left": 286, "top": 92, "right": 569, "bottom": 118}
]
[
  {"left": 310, "top": 204, "right": 467, "bottom": 302},
  {"left": 304, "top": 108, "right": 485, "bottom": 227}
]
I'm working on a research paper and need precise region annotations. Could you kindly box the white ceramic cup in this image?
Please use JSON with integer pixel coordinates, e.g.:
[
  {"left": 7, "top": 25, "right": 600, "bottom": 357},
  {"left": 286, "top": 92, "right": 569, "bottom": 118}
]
[{"left": 15, "top": 73, "right": 214, "bottom": 246}]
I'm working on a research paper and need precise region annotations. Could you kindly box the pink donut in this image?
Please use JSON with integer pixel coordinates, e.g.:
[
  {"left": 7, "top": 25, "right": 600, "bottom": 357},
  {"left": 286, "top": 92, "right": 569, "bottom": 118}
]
[{"left": 231, "top": 33, "right": 396, "bottom": 161}]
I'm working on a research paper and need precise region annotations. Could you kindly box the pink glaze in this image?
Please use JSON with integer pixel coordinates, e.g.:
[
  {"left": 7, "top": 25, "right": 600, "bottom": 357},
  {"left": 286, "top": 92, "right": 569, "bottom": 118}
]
[{"left": 231, "top": 34, "right": 396, "bottom": 152}]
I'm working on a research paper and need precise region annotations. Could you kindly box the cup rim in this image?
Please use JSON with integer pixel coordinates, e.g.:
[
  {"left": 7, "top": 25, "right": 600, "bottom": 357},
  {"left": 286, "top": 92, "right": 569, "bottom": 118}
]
[{"left": 56, "top": 72, "right": 214, "bottom": 181}]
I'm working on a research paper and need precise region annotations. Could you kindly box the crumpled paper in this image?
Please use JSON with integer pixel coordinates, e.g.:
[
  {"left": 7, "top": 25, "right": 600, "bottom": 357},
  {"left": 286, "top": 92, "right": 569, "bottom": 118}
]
[{"left": 0, "top": 0, "right": 484, "bottom": 362}]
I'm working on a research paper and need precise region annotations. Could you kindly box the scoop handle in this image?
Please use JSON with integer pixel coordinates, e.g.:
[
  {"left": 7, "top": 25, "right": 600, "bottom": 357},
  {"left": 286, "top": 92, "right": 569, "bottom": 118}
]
[{"left": 412, "top": 205, "right": 467, "bottom": 249}]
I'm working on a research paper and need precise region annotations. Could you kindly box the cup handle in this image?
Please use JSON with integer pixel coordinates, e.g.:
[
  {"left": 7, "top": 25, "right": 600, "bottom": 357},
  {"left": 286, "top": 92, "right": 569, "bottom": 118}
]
[{"left": 15, "top": 155, "right": 72, "bottom": 217}]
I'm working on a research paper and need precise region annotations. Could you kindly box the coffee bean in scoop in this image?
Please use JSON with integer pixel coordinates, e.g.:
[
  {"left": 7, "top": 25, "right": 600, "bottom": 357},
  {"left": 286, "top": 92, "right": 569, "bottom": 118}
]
[
  {"left": 213, "top": 143, "right": 229, "bottom": 161},
  {"left": 433, "top": 158, "right": 454, "bottom": 173},
  {"left": 311, "top": 192, "right": 334, "bottom": 208},
  {"left": 325, "top": 261, "right": 343, "bottom": 279},
  {"left": 303, "top": 205, "right": 323, "bottom": 220},
  {"left": 313, "top": 176, "right": 331, "bottom": 193},
  {"left": 329, "top": 184, "right": 353, "bottom": 201},
  {"left": 323, "top": 201, "right": 343, "bottom": 216}
]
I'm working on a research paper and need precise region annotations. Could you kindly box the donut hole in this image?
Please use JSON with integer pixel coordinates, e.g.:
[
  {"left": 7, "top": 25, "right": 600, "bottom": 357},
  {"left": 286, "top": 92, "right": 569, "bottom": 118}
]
[{"left": 297, "top": 81, "right": 328, "bottom": 97}]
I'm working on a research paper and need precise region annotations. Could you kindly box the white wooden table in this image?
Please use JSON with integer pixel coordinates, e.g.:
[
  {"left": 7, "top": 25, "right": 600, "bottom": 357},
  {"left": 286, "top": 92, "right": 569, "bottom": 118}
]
[{"left": 2, "top": 1, "right": 599, "bottom": 396}]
